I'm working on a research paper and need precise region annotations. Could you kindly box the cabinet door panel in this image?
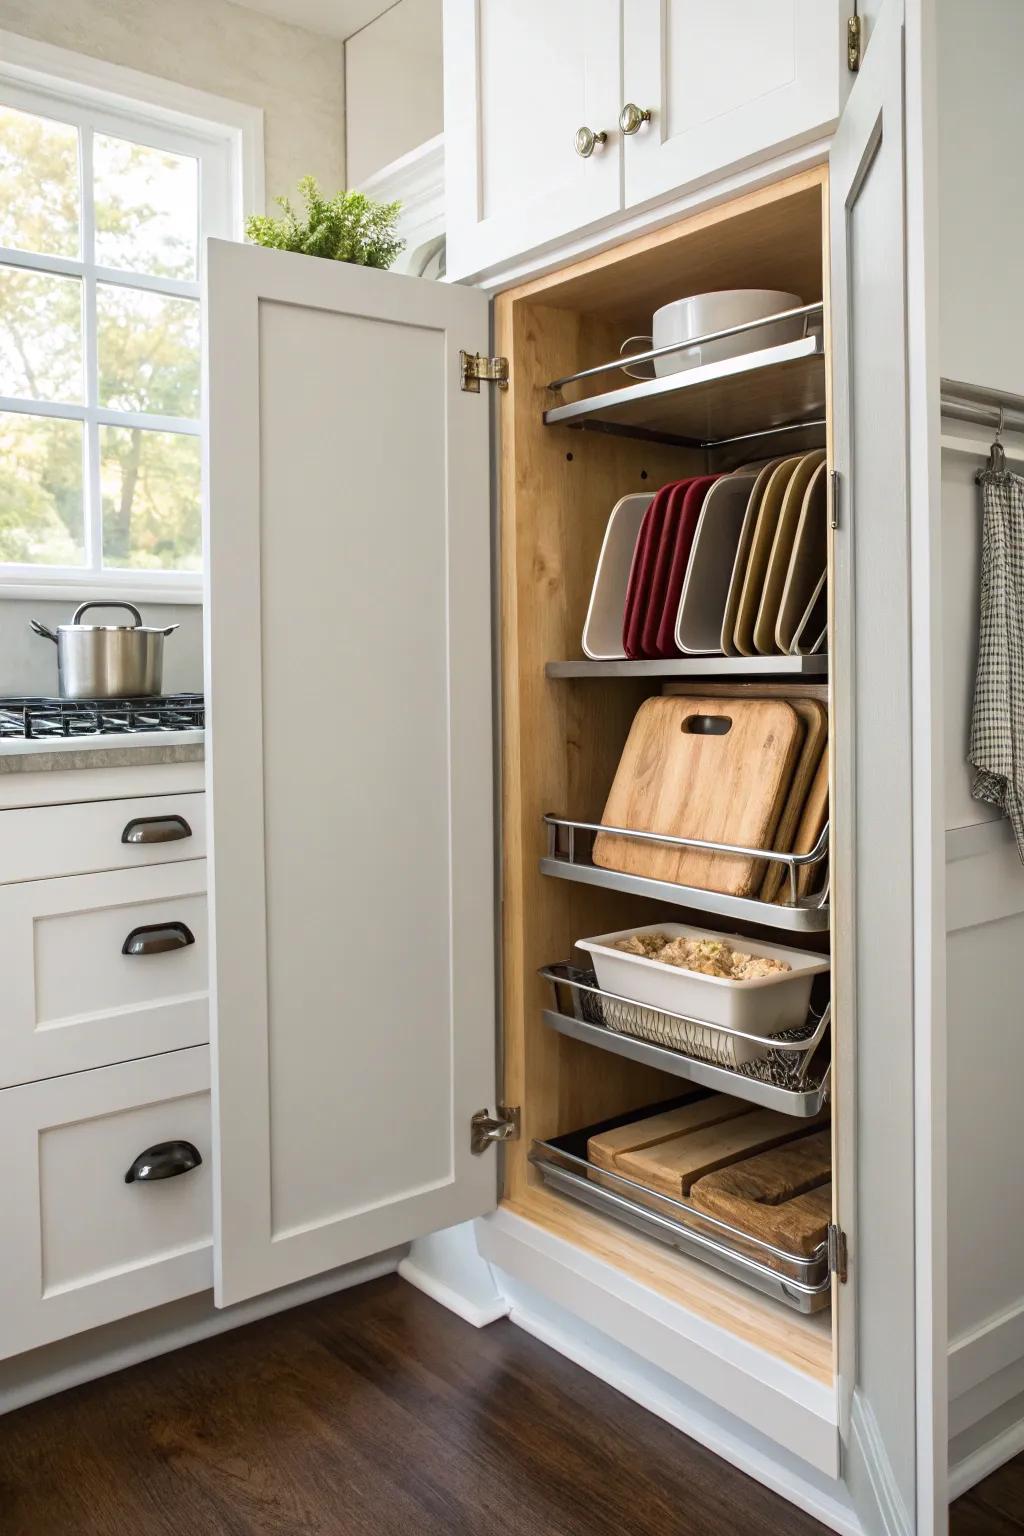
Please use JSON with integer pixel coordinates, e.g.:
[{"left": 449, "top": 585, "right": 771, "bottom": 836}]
[
  {"left": 204, "top": 242, "right": 497, "bottom": 1307},
  {"left": 830, "top": 0, "right": 942, "bottom": 1528},
  {"left": 624, "top": 0, "right": 845, "bottom": 209},
  {"left": 445, "top": 0, "right": 621, "bottom": 280}
]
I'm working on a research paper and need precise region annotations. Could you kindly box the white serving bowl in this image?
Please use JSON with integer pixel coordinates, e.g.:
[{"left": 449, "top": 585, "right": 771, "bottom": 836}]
[{"left": 652, "top": 289, "right": 804, "bottom": 377}]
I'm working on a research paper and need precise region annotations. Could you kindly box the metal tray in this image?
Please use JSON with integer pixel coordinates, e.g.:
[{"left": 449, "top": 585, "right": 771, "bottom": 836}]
[
  {"left": 541, "top": 815, "right": 830, "bottom": 933},
  {"left": 540, "top": 963, "right": 831, "bottom": 1117},
  {"left": 530, "top": 1105, "right": 832, "bottom": 1314}
]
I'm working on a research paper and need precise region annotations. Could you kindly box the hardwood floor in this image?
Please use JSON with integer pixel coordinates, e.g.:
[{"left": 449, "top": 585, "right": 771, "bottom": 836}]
[{"left": 0, "top": 1273, "right": 1020, "bottom": 1535}]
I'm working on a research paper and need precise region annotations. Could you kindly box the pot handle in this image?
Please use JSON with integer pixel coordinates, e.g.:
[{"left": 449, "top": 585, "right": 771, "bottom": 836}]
[
  {"left": 160, "top": 624, "right": 180, "bottom": 638},
  {"left": 29, "top": 619, "right": 59, "bottom": 643},
  {"left": 619, "top": 335, "right": 656, "bottom": 381},
  {"left": 71, "top": 600, "right": 144, "bottom": 627}
]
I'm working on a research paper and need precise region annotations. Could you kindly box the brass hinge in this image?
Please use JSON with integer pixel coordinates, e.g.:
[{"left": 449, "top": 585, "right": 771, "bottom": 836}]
[
  {"left": 828, "top": 1223, "right": 849, "bottom": 1283},
  {"left": 460, "top": 351, "right": 509, "bottom": 393},
  {"left": 847, "top": 12, "right": 863, "bottom": 72},
  {"left": 470, "top": 1105, "right": 521, "bottom": 1155}
]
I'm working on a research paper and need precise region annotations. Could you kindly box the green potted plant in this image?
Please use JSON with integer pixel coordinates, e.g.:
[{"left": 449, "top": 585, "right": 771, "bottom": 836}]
[{"left": 246, "top": 176, "right": 405, "bottom": 269}]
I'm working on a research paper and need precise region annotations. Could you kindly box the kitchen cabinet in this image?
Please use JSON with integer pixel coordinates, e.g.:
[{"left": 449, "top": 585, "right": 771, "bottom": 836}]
[
  {"left": 444, "top": 0, "right": 848, "bottom": 282},
  {"left": 0, "top": 1047, "right": 212, "bottom": 1360},
  {"left": 202, "top": 4, "right": 943, "bottom": 1529},
  {"left": 444, "top": 0, "right": 621, "bottom": 281}
]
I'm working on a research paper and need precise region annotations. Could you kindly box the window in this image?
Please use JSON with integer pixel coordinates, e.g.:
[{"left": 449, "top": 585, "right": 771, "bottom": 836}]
[{"left": 0, "top": 43, "right": 259, "bottom": 597}]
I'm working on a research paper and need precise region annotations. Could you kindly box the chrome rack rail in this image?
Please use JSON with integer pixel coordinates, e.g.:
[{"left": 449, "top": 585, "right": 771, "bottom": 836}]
[
  {"left": 541, "top": 814, "right": 830, "bottom": 933},
  {"left": 529, "top": 1135, "right": 831, "bottom": 1313},
  {"left": 540, "top": 963, "right": 830, "bottom": 1117},
  {"left": 543, "top": 303, "right": 827, "bottom": 452}
]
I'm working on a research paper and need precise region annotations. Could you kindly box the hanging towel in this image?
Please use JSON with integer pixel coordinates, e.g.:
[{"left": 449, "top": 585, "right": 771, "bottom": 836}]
[{"left": 969, "top": 468, "right": 1024, "bottom": 860}]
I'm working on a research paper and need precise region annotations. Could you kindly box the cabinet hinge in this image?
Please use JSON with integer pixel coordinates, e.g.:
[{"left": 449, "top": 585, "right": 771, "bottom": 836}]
[
  {"left": 470, "top": 1105, "right": 521, "bottom": 1155},
  {"left": 460, "top": 351, "right": 509, "bottom": 393},
  {"left": 847, "top": 11, "right": 863, "bottom": 72},
  {"left": 828, "top": 1223, "right": 849, "bottom": 1283},
  {"left": 830, "top": 468, "right": 841, "bottom": 530}
]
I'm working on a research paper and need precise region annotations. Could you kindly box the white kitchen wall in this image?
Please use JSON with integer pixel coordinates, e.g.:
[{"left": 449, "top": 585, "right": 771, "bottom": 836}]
[
  {"left": 0, "top": 0, "right": 347, "bottom": 203},
  {"left": 937, "top": 0, "right": 1024, "bottom": 1477},
  {"left": 345, "top": 0, "right": 441, "bottom": 185},
  {"left": 0, "top": 602, "right": 204, "bottom": 696}
]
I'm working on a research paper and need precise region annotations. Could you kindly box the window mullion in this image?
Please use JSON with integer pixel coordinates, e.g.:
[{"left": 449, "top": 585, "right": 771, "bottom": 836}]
[{"left": 80, "top": 126, "right": 102, "bottom": 577}]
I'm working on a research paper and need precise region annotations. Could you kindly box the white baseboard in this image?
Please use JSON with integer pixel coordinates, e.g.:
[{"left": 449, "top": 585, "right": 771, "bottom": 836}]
[
  {"left": 949, "top": 1415, "right": 1024, "bottom": 1500},
  {"left": 1, "top": 1248, "right": 404, "bottom": 1416},
  {"left": 398, "top": 1255, "right": 509, "bottom": 1327},
  {"left": 497, "top": 1273, "right": 862, "bottom": 1536}
]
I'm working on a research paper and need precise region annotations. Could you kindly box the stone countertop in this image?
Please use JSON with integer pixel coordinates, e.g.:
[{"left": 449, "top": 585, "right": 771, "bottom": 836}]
[{"left": 0, "top": 733, "right": 204, "bottom": 774}]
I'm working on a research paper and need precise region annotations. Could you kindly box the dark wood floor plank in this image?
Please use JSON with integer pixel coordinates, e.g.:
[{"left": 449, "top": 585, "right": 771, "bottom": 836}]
[{"left": 1, "top": 1272, "right": 1022, "bottom": 1536}]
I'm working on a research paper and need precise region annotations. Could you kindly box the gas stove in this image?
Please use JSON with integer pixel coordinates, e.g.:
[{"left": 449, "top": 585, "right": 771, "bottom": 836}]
[{"left": 0, "top": 694, "right": 205, "bottom": 741}]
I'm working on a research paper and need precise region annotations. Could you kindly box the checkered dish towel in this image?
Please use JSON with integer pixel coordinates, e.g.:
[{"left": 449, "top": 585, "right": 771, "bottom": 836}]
[{"left": 969, "top": 469, "right": 1024, "bottom": 860}]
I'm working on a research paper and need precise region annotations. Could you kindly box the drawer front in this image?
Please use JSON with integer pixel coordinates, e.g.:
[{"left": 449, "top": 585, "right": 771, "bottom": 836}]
[
  {"left": 0, "top": 792, "right": 206, "bottom": 884},
  {"left": 0, "top": 863, "right": 208, "bottom": 1088},
  {"left": 0, "top": 1047, "right": 212, "bottom": 1360}
]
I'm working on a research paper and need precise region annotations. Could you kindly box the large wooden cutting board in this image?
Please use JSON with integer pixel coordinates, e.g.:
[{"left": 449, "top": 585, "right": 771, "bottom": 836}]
[
  {"left": 592, "top": 695, "right": 803, "bottom": 895},
  {"left": 689, "top": 1129, "right": 832, "bottom": 1256},
  {"left": 587, "top": 1095, "right": 755, "bottom": 1176}
]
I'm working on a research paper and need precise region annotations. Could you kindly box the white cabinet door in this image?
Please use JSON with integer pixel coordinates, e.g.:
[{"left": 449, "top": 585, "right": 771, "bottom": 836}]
[
  {"left": 830, "top": 1, "right": 942, "bottom": 1529},
  {"left": 204, "top": 241, "right": 497, "bottom": 1307},
  {"left": 623, "top": 0, "right": 846, "bottom": 210},
  {"left": 444, "top": 0, "right": 621, "bottom": 281}
]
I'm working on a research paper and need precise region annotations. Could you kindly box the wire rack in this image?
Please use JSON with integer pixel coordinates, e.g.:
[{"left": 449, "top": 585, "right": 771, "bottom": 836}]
[{"left": 541, "top": 963, "right": 831, "bottom": 1116}]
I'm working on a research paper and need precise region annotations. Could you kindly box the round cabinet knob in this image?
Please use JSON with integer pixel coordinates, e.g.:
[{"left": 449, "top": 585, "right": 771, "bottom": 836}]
[
  {"left": 574, "top": 125, "right": 607, "bottom": 158},
  {"left": 619, "top": 103, "right": 652, "bottom": 136}
]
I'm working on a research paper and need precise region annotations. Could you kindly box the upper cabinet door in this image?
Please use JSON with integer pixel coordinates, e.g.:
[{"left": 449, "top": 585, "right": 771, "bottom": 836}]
[
  {"left": 444, "top": 0, "right": 621, "bottom": 282},
  {"left": 830, "top": 1, "right": 942, "bottom": 1530},
  {"left": 623, "top": 0, "right": 846, "bottom": 209},
  {"left": 204, "top": 241, "right": 498, "bottom": 1307}
]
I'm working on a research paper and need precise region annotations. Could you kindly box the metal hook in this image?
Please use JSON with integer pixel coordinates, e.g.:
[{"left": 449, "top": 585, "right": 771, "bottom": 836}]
[{"left": 977, "top": 405, "right": 1008, "bottom": 483}]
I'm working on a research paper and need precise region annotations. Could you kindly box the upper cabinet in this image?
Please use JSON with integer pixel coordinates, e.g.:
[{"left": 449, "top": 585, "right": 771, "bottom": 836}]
[
  {"left": 622, "top": 1, "right": 847, "bottom": 208},
  {"left": 444, "top": 0, "right": 622, "bottom": 279},
  {"left": 444, "top": 0, "right": 849, "bottom": 282}
]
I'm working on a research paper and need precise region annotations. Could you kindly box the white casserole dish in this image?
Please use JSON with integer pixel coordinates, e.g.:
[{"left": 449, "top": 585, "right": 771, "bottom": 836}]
[
  {"left": 576, "top": 922, "right": 829, "bottom": 1066},
  {"left": 652, "top": 288, "right": 803, "bottom": 376}
]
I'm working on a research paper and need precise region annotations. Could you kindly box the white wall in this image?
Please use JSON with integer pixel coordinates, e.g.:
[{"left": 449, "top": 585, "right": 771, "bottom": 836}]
[
  {"left": 0, "top": 0, "right": 347, "bottom": 203},
  {"left": 345, "top": 0, "right": 441, "bottom": 185},
  {"left": 937, "top": 0, "right": 1024, "bottom": 1474}
]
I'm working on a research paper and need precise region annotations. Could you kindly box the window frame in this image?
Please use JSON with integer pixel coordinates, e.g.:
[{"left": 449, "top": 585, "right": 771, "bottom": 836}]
[{"left": 0, "top": 31, "right": 263, "bottom": 602}]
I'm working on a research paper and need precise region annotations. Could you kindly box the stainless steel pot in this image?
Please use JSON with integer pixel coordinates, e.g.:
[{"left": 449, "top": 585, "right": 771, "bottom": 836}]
[{"left": 30, "top": 602, "right": 179, "bottom": 700}]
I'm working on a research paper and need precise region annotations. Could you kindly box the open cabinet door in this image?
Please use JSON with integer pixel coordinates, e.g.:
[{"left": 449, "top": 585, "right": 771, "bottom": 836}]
[
  {"left": 831, "top": 1, "right": 940, "bottom": 1531},
  {"left": 203, "top": 240, "right": 498, "bottom": 1307}
]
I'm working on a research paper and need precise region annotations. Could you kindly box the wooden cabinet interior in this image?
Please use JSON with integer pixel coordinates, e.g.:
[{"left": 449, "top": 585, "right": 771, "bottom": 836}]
[{"left": 495, "top": 167, "right": 834, "bottom": 1378}]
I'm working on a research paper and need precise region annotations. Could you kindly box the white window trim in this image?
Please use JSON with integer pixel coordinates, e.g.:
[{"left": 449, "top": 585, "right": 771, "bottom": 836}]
[{"left": 0, "top": 29, "right": 265, "bottom": 604}]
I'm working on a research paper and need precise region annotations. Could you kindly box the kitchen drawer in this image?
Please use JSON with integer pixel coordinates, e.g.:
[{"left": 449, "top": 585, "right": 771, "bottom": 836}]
[
  {"left": 0, "top": 792, "right": 205, "bottom": 885},
  {"left": 0, "top": 862, "right": 208, "bottom": 1088},
  {"left": 0, "top": 1046, "right": 212, "bottom": 1360}
]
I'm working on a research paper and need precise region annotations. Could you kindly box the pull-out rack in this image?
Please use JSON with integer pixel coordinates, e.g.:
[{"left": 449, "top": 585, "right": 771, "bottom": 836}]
[
  {"left": 540, "top": 963, "right": 830, "bottom": 1117},
  {"left": 530, "top": 1114, "right": 832, "bottom": 1314},
  {"left": 543, "top": 303, "right": 827, "bottom": 453},
  {"left": 541, "top": 814, "right": 830, "bottom": 933}
]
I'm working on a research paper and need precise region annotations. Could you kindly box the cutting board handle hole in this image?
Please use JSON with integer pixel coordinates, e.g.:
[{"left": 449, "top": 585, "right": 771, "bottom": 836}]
[{"left": 682, "top": 715, "right": 732, "bottom": 736}]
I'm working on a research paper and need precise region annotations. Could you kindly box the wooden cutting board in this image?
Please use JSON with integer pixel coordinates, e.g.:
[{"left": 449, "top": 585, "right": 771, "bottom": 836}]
[
  {"left": 587, "top": 1095, "right": 755, "bottom": 1176},
  {"left": 753, "top": 450, "right": 827, "bottom": 655},
  {"left": 779, "top": 744, "right": 830, "bottom": 902},
  {"left": 760, "top": 699, "right": 828, "bottom": 901},
  {"left": 592, "top": 695, "right": 803, "bottom": 895},
  {"left": 608, "top": 1108, "right": 825, "bottom": 1198},
  {"left": 689, "top": 1129, "right": 832, "bottom": 1256}
]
